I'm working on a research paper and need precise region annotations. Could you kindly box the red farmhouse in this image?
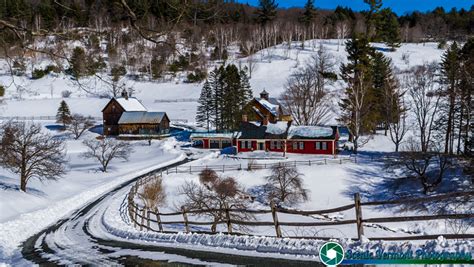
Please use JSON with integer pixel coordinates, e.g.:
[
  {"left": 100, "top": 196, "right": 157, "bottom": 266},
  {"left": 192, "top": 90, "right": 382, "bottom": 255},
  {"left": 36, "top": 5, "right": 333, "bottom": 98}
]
[{"left": 236, "top": 120, "right": 339, "bottom": 155}]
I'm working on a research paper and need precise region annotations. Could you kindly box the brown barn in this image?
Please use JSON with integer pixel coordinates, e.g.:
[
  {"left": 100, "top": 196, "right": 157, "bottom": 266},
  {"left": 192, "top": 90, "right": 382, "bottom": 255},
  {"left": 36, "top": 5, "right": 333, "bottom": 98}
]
[
  {"left": 102, "top": 90, "right": 169, "bottom": 136},
  {"left": 118, "top": 111, "right": 170, "bottom": 135},
  {"left": 243, "top": 90, "right": 292, "bottom": 124}
]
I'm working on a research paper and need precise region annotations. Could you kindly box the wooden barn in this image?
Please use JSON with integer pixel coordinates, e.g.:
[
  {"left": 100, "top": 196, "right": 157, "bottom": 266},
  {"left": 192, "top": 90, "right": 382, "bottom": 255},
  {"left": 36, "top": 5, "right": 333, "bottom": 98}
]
[
  {"left": 243, "top": 90, "right": 292, "bottom": 124},
  {"left": 102, "top": 90, "right": 170, "bottom": 136},
  {"left": 118, "top": 111, "right": 170, "bottom": 135}
]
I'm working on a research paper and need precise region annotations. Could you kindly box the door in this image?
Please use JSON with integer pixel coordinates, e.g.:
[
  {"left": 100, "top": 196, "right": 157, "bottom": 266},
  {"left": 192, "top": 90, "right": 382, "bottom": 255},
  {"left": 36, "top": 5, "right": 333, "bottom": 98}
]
[{"left": 257, "top": 141, "right": 265, "bottom": 150}]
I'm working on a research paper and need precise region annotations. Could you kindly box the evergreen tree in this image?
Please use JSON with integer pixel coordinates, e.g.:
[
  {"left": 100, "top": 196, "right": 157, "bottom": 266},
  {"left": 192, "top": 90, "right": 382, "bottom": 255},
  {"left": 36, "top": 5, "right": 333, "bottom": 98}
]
[
  {"left": 338, "top": 35, "right": 375, "bottom": 153},
  {"left": 363, "top": 0, "right": 383, "bottom": 40},
  {"left": 256, "top": 0, "right": 278, "bottom": 25},
  {"left": 371, "top": 52, "right": 401, "bottom": 135},
  {"left": 438, "top": 42, "right": 461, "bottom": 154},
  {"left": 209, "top": 67, "right": 225, "bottom": 131},
  {"left": 56, "top": 100, "right": 72, "bottom": 128},
  {"left": 70, "top": 47, "right": 87, "bottom": 78},
  {"left": 376, "top": 8, "right": 401, "bottom": 50},
  {"left": 222, "top": 64, "right": 242, "bottom": 130},
  {"left": 458, "top": 39, "right": 473, "bottom": 155},
  {"left": 300, "top": 0, "right": 316, "bottom": 25},
  {"left": 239, "top": 67, "right": 253, "bottom": 105},
  {"left": 196, "top": 80, "right": 213, "bottom": 131}
]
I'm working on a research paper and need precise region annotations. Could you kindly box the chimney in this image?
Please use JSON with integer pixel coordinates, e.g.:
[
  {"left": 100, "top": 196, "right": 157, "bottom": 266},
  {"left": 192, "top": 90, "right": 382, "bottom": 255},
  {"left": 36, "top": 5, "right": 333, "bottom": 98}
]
[
  {"left": 260, "top": 89, "right": 269, "bottom": 100},
  {"left": 121, "top": 89, "right": 128, "bottom": 100},
  {"left": 242, "top": 114, "right": 248, "bottom": 122},
  {"left": 263, "top": 115, "right": 269, "bottom": 125}
]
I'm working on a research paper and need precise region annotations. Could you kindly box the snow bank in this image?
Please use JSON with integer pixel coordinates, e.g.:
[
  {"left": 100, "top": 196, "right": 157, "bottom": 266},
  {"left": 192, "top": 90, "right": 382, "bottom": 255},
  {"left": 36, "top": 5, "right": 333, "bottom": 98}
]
[{"left": 0, "top": 139, "right": 185, "bottom": 260}]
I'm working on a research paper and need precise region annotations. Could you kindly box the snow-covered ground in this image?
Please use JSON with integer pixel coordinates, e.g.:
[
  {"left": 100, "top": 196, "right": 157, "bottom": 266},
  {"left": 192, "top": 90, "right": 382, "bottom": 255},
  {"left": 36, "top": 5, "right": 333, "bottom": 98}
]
[
  {"left": 1, "top": 40, "right": 471, "bottom": 264},
  {"left": 0, "top": 125, "right": 185, "bottom": 261},
  {"left": 0, "top": 40, "right": 445, "bottom": 125}
]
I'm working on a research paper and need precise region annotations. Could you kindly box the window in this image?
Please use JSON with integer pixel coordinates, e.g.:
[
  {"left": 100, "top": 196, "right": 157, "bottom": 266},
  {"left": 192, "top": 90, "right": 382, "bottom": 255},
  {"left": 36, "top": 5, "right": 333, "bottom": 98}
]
[
  {"left": 270, "top": 141, "right": 275, "bottom": 149},
  {"left": 292, "top": 142, "right": 297, "bottom": 150},
  {"left": 316, "top": 142, "right": 321, "bottom": 150},
  {"left": 241, "top": 141, "right": 246, "bottom": 149},
  {"left": 299, "top": 142, "right": 304, "bottom": 150},
  {"left": 276, "top": 141, "right": 281, "bottom": 149},
  {"left": 247, "top": 141, "right": 252, "bottom": 149},
  {"left": 322, "top": 142, "right": 327, "bottom": 150}
]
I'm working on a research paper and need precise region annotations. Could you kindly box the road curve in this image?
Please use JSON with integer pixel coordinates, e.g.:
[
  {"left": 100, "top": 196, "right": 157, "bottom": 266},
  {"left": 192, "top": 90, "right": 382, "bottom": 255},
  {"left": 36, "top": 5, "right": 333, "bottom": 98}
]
[{"left": 21, "top": 158, "right": 319, "bottom": 266}]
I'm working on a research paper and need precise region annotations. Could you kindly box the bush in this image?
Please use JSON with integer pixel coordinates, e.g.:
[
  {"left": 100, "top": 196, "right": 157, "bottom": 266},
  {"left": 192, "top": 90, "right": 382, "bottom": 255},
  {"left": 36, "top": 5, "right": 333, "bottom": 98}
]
[
  {"left": 0, "top": 85, "right": 5, "bottom": 97},
  {"left": 438, "top": 40, "right": 447, "bottom": 49},
  {"left": 61, "top": 90, "right": 72, "bottom": 98},
  {"left": 186, "top": 69, "right": 207, "bottom": 83},
  {"left": 32, "top": 68, "right": 46, "bottom": 79}
]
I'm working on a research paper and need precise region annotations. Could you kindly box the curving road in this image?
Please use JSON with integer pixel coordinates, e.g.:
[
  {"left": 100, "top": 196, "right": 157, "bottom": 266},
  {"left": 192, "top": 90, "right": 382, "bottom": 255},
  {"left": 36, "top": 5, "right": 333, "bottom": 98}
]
[{"left": 20, "top": 158, "right": 319, "bottom": 266}]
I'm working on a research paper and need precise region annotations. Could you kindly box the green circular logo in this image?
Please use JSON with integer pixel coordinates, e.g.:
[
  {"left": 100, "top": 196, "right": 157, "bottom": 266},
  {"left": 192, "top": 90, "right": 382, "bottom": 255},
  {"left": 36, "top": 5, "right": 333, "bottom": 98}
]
[{"left": 319, "top": 242, "right": 344, "bottom": 266}]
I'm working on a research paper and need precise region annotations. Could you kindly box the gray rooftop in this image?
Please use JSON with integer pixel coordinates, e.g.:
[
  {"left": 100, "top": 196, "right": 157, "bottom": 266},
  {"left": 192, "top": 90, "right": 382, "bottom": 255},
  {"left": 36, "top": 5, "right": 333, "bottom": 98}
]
[{"left": 118, "top": 111, "right": 167, "bottom": 124}]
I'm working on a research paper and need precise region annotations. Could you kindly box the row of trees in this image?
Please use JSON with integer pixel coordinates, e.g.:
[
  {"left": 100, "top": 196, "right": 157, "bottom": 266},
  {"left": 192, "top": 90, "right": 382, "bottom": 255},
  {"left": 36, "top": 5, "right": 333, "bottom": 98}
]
[{"left": 196, "top": 65, "right": 252, "bottom": 131}]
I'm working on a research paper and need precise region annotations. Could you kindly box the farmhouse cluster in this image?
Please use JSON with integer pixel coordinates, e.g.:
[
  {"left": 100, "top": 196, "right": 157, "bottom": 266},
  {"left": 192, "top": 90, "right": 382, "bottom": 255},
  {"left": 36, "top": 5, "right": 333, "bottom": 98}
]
[
  {"left": 101, "top": 90, "right": 340, "bottom": 155},
  {"left": 190, "top": 90, "right": 340, "bottom": 155}
]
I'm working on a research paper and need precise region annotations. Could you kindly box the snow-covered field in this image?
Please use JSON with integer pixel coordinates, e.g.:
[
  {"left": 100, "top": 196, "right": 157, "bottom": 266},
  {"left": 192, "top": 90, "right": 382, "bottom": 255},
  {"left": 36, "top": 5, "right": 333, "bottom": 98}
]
[
  {"left": 0, "top": 40, "right": 472, "bottom": 264},
  {"left": 0, "top": 125, "right": 185, "bottom": 261},
  {"left": 0, "top": 40, "right": 445, "bottom": 124}
]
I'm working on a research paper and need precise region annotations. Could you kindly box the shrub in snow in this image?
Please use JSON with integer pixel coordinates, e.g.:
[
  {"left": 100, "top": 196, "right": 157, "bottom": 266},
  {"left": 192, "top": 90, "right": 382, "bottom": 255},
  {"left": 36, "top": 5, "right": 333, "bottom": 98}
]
[
  {"left": 61, "top": 90, "right": 72, "bottom": 98},
  {"left": 67, "top": 114, "right": 95, "bottom": 139},
  {"left": 0, "top": 121, "right": 66, "bottom": 192},
  {"left": 180, "top": 169, "right": 255, "bottom": 233},
  {"left": 81, "top": 138, "right": 133, "bottom": 172},
  {"left": 265, "top": 164, "right": 309, "bottom": 205},
  {"left": 139, "top": 176, "right": 166, "bottom": 212}
]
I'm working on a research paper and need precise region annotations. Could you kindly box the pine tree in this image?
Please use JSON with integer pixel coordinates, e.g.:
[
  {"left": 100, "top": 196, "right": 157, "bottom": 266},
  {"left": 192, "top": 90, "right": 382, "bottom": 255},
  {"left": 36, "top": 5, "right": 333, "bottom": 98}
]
[
  {"left": 56, "top": 100, "right": 72, "bottom": 128},
  {"left": 439, "top": 42, "right": 461, "bottom": 154},
  {"left": 222, "top": 64, "right": 241, "bottom": 130},
  {"left": 338, "top": 35, "right": 375, "bottom": 153},
  {"left": 70, "top": 47, "right": 87, "bottom": 78},
  {"left": 376, "top": 8, "right": 401, "bottom": 50},
  {"left": 363, "top": 0, "right": 383, "bottom": 40},
  {"left": 256, "top": 0, "right": 278, "bottom": 25},
  {"left": 371, "top": 52, "right": 401, "bottom": 135},
  {"left": 458, "top": 39, "right": 473, "bottom": 155},
  {"left": 300, "top": 0, "right": 316, "bottom": 25},
  {"left": 239, "top": 67, "right": 253, "bottom": 105},
  {"left": 196, "top": 80, "right": 213, "bottom": 131},
  {"left": 208, "top": 67, "right": 224, "bottom": 132}
]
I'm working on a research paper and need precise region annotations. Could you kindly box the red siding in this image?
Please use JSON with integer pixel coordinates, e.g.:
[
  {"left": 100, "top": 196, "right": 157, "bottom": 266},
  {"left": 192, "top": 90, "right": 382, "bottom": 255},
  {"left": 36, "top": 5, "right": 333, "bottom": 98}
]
[
  {"left": 203, "top": 139, "right": 209, "bottom": 149},
  {"left": 237, "top": 139, "right": 336, "bottom": 155}
]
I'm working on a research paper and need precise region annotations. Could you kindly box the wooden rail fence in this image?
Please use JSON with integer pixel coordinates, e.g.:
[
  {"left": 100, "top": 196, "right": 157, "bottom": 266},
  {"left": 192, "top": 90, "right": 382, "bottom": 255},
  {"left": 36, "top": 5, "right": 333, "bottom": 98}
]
[
  {"left": 160, "top": 157, "right": 355, "bottom": 175},
  {"left": 127, "top": 174, "right": 474, "bottom": 241}
]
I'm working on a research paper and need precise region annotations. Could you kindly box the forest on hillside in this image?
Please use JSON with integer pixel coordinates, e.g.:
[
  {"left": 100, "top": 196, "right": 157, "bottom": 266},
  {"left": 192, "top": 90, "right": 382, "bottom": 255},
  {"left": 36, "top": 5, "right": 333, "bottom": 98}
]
[{"left": 0, "top": 0, "right": 472, "bottom": 85}]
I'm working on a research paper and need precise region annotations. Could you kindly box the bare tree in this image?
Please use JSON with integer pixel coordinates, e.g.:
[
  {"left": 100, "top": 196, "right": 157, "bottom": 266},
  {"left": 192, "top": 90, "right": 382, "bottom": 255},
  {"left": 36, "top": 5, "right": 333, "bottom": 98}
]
[
  {"left": 405, "top": 64, "right": 441, "bottom": 152},
  {"left": 68, "top": 114, "right": 95, "bottom": 140},
  {"left": 388, "top": 84, "right": 408, "bottom": 152},
  {"left": 389, "top": 105, "right": 408, "bottom": 152},
  {"left": 387, "top": 138, "right": 452, "bottom": 194},
  {"left": 139, "top": 176, "right": 166, "bottom": 212},
  {"left": 281, "top": 44, "right": 335, "bottom": 125},
  {"left": 0, "top": 121, "right": 66, "bottom": 192},
  {"left": 179, "top": 169, "right": 255, "bottom": 233},
  {"left": 81, "top": 138, "right": 133, "bottom": 172},
  {"left": 265, "top": 164, "right": 309, "bottom": 205}
]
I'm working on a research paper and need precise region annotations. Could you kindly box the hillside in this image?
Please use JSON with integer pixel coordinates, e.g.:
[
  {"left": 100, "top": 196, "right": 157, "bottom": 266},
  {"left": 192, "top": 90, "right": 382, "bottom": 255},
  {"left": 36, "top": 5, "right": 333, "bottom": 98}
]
[{"left": 0, "top": 40, "right": 445, "bottom": 123}]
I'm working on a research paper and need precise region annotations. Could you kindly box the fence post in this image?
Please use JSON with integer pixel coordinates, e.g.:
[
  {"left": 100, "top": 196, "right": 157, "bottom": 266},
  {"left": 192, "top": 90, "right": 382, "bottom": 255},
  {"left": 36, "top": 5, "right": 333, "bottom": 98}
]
[
  {"left": 271, "top": 201, "right": 282, "bottom": 238},
  {"left": 181, "top": 206, "right": 190, "bottom": 233},
  {"left": 354, "top": 156, "right": 357, "bottom": 163},
  {"left": 140, "top": 208, "right": 146, "bottom": 231},
  {"left": 146, "top": 210, "right": 151, "bottom": 231},
  {"left": 166, "top": 168, "right": 169, "bottom": 175},
  {"left": 225, "top": 203, "right": 232, "bottom": 234},
  {"left": 134, "top": 204, "right": 139, "bottom": 228},
  {"left": 156, "top": 209, "right": 163, "bottom": 232},
  {"left": 175, "top": 166, "right": 178, "bottom": 174},
  {"left": 324, "top": 159, "right": 327, "bottom": 165},
  {"left": 223, "top": 164, "right": 225, "bottom": 173},
  {"left": 354, "top": 193, "right": 364, "bottom": 240},
  {"left": 308, "top": 160, "right": 311, "bottom": 166},
  {"left": 340, "top": 158, "right": 343, "bottom": 164},
  {"left": 190, "top": 166, "right": 192, "bottom": 174}
]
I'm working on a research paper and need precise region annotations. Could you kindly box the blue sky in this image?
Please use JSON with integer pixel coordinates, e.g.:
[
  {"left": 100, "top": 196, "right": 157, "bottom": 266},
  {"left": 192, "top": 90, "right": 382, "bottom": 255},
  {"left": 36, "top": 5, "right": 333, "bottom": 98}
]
[{"left": 237, "top": 0, "right": 473, "bottom": 15}]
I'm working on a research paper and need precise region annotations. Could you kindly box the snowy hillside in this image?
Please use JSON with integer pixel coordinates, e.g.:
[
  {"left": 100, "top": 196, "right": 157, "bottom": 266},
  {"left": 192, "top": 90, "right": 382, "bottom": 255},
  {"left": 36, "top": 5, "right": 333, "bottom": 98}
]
[{"left": 0, "top": 40, "right": 445, "bottom": 123}]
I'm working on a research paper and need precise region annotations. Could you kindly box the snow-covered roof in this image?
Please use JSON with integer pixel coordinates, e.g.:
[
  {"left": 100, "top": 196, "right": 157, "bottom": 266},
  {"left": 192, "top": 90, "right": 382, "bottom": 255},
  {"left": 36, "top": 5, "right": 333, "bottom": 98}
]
[
  {"left": 190, "top": 132, "right": 235, "bottom": 139},
  {"left": 115, "top": 97, "right": 147, "bottom": 111},
  {"left": 265, "top": 121, "right": 289, "bottom": 135},
  {"left": 118, "top": 111, "right": 167, "bottom": 124},
  {"left": 256, "top": 98, "right": 279, "bottom": 116},
  {"left": 288, "top": 126, "right": 334, "bottom": 139}
]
